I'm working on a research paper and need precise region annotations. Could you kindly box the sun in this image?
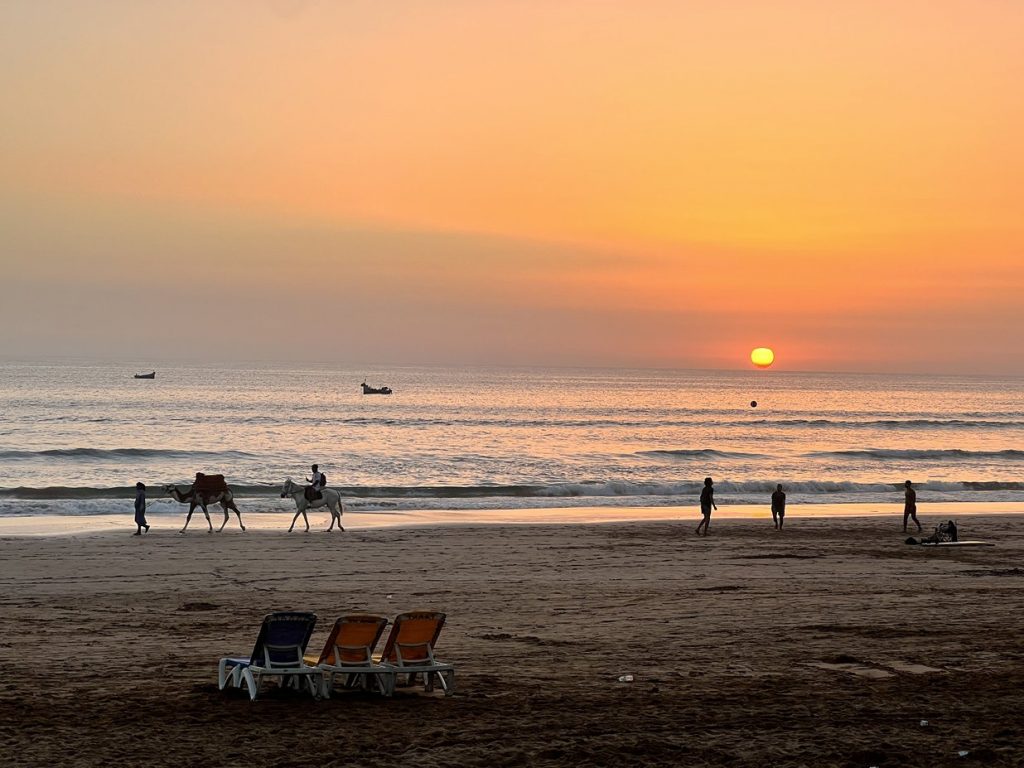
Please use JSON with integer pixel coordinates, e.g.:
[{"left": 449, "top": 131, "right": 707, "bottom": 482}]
[{"left": 750, "top": 347, "right": 775, "bottom": 368}]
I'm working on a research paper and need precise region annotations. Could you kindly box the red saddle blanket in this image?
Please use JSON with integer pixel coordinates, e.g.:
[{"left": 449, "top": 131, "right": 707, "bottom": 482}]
[{"left": 193, "top": 473, "right": 228, "bottom": 495}]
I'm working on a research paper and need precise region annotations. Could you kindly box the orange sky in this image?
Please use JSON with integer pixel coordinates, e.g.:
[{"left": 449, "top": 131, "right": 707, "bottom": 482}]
[{"left": 1, "top": 1, "right": 1022, "bottom": 372}]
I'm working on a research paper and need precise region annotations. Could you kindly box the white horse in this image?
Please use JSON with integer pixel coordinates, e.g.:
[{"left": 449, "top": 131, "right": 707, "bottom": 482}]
[
  {"left": 164, "top": 483, "right": 246, "bottom": 533},
  {"left": 280, "top": 478, "right": 345, "bottom": 532}
]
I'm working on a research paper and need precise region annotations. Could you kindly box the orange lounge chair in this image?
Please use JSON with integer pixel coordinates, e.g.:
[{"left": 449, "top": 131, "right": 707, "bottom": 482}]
[
  {"left": 376, "top": 610, "right": 455, "bottom": 695},
  {"left": 303, "top": 614, "right": 392, "bottom": 697}
]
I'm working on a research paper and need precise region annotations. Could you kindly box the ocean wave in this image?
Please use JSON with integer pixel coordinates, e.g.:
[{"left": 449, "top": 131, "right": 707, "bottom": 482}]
[
  {"left": 638, "top": 449, "right": 766, "bottom": 459},
  {"left": 537, "top": 479, "right": 1024, "bottom": 496},
  {"left": 4, "top": 479, "right": 1024, "bottom": 502},
  {"left": 20, "top": 409, "right": 1022, "bottom": 433},
  {"left": 0, "top": 448, "right": 256, "bottom": 460},
  {"left": 804, "top": 449, "right": 1024, "bottom": 461},
  {"left": 741, "top": 418, "right": 1024, "bottom": 429},
  {"left": 123, "top": 414, "right": 1024, "bottom": 430}
]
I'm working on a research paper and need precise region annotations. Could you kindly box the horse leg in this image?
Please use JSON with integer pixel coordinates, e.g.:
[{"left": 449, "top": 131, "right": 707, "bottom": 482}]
[
  {"left": 218, "top": 501, "right": 229, "bottom": 532},
  {"left": 289, "top": 509, "right": 301, "bottom": 533},
  {"left": 334, "top": 500, "right": 345, "bottom": 532},
  {"left": 302, "top": 510, "right": 310, "bottom": 532}
]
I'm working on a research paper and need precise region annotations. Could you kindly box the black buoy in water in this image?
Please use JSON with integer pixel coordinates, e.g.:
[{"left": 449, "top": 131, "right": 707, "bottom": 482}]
[{"left": 750, "top": 400, "right": 758, "bottom": 408}]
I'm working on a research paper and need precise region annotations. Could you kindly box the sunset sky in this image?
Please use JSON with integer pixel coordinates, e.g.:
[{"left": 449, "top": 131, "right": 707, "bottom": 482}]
[{"left": 2, "top": 1, "right": 1022, "bottom": 372}]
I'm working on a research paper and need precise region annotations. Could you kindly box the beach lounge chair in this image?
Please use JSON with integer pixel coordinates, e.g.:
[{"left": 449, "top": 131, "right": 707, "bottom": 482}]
[
  {"left": 303, "top": 613, "right": 393, "bottom": 697},
  {"left": 376, "top": 610, "right": 455, "bottom": 695},
  {"left": 217, "top": 612, "right": 322, "bottom": 701}
]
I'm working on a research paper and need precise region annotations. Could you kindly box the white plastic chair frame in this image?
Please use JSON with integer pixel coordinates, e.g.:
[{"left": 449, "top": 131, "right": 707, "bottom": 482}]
[
  {"left": 318, "top": 641, "right": 396, "bottom": 698},
  {"left": 219, "top": 643, "right": 324, "bottom": 701},
  {"left": 383, "top": 640, "right": 455, "bottom": 695}
]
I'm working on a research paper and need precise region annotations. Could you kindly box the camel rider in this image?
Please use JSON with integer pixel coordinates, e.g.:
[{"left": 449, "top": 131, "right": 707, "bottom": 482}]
[{"left": 306, "top": 464, "right": 324, "bottom": 502}]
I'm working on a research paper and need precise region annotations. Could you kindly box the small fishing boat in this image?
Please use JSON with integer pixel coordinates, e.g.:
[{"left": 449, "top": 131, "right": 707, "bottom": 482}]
[
  {"left": 361, "top": 381, "right": 392, "bottom": 395},
  {"left": 134, "top": 372, "right": 156, "bottom": 379}
]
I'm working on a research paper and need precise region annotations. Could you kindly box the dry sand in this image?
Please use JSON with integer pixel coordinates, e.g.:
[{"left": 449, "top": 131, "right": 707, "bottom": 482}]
[{"left": 1, "top": 514, "right": 1022, "bottom": 767}]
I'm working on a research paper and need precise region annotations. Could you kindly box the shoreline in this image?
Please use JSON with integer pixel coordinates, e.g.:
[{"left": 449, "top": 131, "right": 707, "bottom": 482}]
[{"left": 3, "top": 500, "right": 1023, "bottom": 537}]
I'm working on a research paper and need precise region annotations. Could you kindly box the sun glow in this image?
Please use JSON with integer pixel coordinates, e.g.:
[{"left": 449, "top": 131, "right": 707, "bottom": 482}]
[{"left": 751, "top": 348, "right": 775, "bottom": 368}]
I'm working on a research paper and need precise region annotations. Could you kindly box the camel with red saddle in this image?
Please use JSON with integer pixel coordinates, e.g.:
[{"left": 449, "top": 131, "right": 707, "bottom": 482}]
[{"left": 164, "top": 473, "right": 246, "bottom": 533}]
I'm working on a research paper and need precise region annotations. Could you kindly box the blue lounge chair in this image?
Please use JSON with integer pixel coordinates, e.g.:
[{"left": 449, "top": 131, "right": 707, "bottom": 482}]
[{"left": 217, "top": 612, "right": 322, "bottom": 700}]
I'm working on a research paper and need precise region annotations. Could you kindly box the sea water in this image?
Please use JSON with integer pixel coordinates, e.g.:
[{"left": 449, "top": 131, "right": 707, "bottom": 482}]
[{"left": 1, "top": 361, "right": 1022, "bottom": 522}]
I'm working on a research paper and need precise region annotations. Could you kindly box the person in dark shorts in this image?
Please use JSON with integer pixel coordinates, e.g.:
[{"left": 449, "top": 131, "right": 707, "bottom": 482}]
[
  {"left": 771, "top": 484, "right": 786, "bottom": 530},
  {"left": 696, "top": 477, "right": 717, "bottom": 536},
  {"left": 902, "top": 480, "right": 921, "bottom": 533},
  {"left": 133, "top": 482, "right": 150, "bottom": 535}
]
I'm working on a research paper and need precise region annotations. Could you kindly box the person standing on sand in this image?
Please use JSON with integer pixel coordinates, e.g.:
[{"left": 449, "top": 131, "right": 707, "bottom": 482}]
[
  {"left": 133, "top": 482, "right": 150, "bottom": 535},
  {"left": 903, "top": 480, "right": 922, "bottom": 533},
  {"left": 771, "top": 484, "right": 786, "bottom": 530},
  {"left": 696, "top": 476, "right": 717, "bottom": 536}
]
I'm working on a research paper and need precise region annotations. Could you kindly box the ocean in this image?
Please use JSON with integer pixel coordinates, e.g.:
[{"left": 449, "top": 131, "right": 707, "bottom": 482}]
[{"left": 1, "top": 361, "right": 1023, "bottom": 523}]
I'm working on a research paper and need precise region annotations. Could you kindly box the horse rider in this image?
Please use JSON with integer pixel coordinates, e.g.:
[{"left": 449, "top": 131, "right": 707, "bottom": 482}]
[{"left": 306, "top": 464, "right": 324, "bottom": 502}]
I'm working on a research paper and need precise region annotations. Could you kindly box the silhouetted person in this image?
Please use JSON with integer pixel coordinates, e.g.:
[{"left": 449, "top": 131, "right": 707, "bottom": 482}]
[
  {"left": 902, "top": 480, "right": 921, "bottom": 532},
  {"left": 696, "top": 477, "right": 717, "bottom": 536},
  {"left": 305, "top": 464, "right": 324, "bottom": 502},
  {"left": 133, "top": 482, "right": 149, "bottom": 535},
  {"left": 771, "top": 484, "right": 786, "bottom": 530},
  {"left": 945, "top": 519, "right": 958, "bottom": 542},
  {"left": 922, "top": 519, "right": 958, "bottom": 544}
]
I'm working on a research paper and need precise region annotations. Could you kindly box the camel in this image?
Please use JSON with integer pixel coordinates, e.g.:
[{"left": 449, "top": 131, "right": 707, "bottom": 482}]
[
  {"left": 164, "top": 475, "right": 246, "bottom": 533},
  {"left": 280, "top": 478, "right": 345, "bottom": 533}
]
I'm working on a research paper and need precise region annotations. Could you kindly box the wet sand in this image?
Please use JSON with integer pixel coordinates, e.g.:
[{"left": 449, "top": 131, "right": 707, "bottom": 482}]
[
  {"left": 1, "top": 514, "right": 1022, "bottom": 767},
  {"left": 5, "top": 500, "right": 1024, "bottom": 536}
]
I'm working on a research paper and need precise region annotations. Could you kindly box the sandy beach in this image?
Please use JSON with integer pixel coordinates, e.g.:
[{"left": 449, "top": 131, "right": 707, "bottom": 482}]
[
  {"left": 6, "top": 0, "right": 1024, "bottom": 763},
  {"left": 1, "top": 513, "right": 1022, "bottom": 767}
]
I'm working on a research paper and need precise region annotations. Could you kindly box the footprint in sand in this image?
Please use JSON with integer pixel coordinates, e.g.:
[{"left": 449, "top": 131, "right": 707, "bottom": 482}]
[
  {"left": 808, "top": 662, "right": 895, "bottom": 679},
  {"left": 808, "top": 658, "right": 945, "bottom": 679},
  {"left": 882, "top": 661, "right": 944, "bottom": 674}
]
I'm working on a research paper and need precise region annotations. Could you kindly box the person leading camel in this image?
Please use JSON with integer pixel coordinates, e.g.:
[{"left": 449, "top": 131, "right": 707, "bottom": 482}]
[{"left": 133, "top": 482, "right": 150, "bottom": 535}]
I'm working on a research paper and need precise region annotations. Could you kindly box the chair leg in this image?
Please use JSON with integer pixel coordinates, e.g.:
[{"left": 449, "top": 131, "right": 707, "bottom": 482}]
[
  {"left": 219, "top": 661, "right": 245, "bottom": 691},
  {"left": 307, "top": 674, "right": 323, "bottom": 699},
  {"left": 242, "top": 669, "right": 259, "bottom": 701},
  {"left": 382, "top": 671, "right": 396, "bottom": 697},
  {"left": 320, "top": 674, "right": 332, "bottom": 699},
  {"left": 441, "top": 669, "right": 455, "bottom": 695}
]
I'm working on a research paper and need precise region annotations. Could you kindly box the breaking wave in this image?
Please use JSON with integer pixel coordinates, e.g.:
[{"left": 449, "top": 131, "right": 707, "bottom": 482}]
[
  {"left": 639, "top": 449, "right": 766, "bottom": 459},
  {"left": 0, "top": 448, "right": 256, "bottom": 460},
  {"left": 805, "top": 449, "right": 1024, "bottom": 461},
  {"left": 3, "top": 479, "right": 1023, "bottom": 504}
]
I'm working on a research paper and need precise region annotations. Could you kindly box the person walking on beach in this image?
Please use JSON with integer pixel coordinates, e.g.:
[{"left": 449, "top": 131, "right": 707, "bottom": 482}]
[
  {"left": 771, "top": 484, "right": 786, "bottom": 530},
  {"left": 902, "top": 480, "right": 922, "bottom": 533},
  {"left": 696, "top": 477, "right": 717, "bottom": 536},
  {"left": 133, "top": 482, "right": 150, "bottom": 535}
]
